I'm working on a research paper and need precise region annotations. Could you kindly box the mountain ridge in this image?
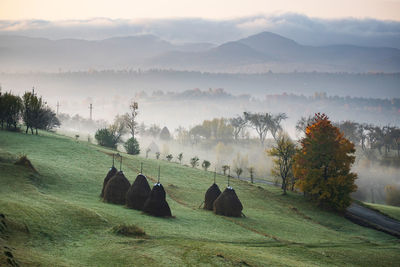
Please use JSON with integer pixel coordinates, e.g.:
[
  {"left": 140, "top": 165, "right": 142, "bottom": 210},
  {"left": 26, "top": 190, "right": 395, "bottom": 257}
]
[{"left": 1, "top": 31, "right": 399, "bottom": 73}]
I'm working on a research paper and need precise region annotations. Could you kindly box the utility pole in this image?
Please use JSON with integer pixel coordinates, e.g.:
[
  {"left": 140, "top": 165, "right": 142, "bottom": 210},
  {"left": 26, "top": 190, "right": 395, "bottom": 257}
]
[
  {"left": 89, "top": 103, "right": 93, "bottom": 120},
  {"left": 32, "top": 86, "right": 35, "bottom": 96},
  {"left": 56, "top": 101, "right": 60, "bottom": 115}
]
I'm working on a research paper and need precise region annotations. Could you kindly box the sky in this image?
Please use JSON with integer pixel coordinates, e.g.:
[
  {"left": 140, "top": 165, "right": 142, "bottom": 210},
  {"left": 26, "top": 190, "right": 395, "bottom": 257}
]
[{"left": 1, "top": 0, "right": 400, "bottom": 21}]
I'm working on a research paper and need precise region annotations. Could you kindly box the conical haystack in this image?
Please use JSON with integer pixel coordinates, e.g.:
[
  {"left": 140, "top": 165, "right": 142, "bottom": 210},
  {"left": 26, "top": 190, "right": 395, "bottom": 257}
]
[
  {"left": 103, "top": 171, "right": 131, "bottom": 205},
  {"left": 213, "top": 187, "right": 243, "bottom": 217},
  {"left": 100, "top": 166, "right": 118, "bottom": 197},
  {"left": 204, "top": 183, "right": 221, "bottom": 210},
  {"left": 143, "top": 183, "right": 172, "bottom": 217},
  {"left": 126, "top": 174, "right": 151, "bottom": 210}
]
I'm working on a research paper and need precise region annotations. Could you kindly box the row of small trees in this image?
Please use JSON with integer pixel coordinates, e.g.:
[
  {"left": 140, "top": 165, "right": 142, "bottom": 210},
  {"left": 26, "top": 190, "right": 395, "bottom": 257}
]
[
  {"left": 296, "top": 116, "right": 400, "bottom": 157},
  {"left": 138, "top": 112, "right": 287, "bottom": 146},
  {"left": 0, "top": 89, "right": 60, "bottom": 133}
]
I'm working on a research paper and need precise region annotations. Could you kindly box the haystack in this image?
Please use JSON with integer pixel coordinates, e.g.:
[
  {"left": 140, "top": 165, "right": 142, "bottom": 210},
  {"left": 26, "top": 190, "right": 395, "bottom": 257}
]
[
  {"left": 103, "top": 171, "right": 131, "bottom": 205},
  {"left": 15, "top": 155, "right": 37, "bottom": 173},
  {"left": 126, "top": 174, "right": 151, "bottom": 210},
  {"left": 213, "top": 187, "right": 243, "bottom": 217},
  {"left": 143, "top": 183, "right": 171, "bottom": 217},
  {"left": 100, "top": 166, "right": 118, "bottom": 198},
  {"left": 204, "top": 183, "right": 221, "bottom": 210}
]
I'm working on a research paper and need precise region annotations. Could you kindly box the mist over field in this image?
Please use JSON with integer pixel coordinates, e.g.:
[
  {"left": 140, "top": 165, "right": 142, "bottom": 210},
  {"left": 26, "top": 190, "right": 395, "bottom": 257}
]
[{"left": 1, "top": 14, "right": 399, "bottom": 205}]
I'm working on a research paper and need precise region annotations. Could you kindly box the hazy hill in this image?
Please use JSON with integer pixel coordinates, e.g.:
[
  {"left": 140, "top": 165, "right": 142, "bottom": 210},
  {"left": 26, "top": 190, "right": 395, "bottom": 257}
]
[{"left": 1, "top": 32, "right": 400, "bottom": 72}]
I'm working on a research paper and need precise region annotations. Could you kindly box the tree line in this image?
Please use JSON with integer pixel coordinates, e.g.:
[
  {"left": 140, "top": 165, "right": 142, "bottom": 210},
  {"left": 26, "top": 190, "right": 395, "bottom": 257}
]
[
  {"left": 0, "top": 88, "right": 60, "bottom": 133},
  {"left": 296, "top": 116, "right": 400, "bottom": 158}
]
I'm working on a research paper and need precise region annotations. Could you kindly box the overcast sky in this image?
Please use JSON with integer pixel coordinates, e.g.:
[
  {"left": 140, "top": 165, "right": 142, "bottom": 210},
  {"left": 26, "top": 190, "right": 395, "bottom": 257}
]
[{"left": 1, "top": 0, "right": 400, "bottom": 21}]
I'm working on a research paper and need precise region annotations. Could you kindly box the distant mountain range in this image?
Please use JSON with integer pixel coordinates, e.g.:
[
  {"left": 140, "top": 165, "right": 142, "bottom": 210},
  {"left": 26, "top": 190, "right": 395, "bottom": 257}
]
[{"left": 1, "top": 32, "right": 399, "bottom": 73}]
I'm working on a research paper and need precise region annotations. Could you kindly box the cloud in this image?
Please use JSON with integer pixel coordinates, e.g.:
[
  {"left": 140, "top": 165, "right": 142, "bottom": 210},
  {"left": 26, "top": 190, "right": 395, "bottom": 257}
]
[{"left": 0, "top": 13, "right": 399, "bottom": 48}]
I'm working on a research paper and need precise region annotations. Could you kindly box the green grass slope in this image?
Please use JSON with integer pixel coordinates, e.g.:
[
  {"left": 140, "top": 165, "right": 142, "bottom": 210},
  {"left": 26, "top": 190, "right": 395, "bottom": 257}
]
[{"left": 0, "top": 130, "right": 399, "bottom": 266}]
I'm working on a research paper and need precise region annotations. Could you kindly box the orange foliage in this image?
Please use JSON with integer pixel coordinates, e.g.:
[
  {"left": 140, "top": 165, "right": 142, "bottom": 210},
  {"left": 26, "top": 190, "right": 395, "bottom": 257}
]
[{"left": 293, "top": 113, "right": 358, "bottom": 211}]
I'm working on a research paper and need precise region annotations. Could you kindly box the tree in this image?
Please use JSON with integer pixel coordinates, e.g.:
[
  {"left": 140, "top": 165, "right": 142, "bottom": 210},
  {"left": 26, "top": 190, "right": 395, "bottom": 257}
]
[
  {"left": 222, "top": 165, "right": 230, "bottom": 176},
  {"left": 123, "top": 100, "right": 139, "bottom": 138},
  {"left": 95, "top": 128, "right": 117, "bottom": 148},
  {"left": 22, "top": 91, "right": 43, "bottom": 134},
  {"left": 234, "top": 167, "right": 243, "bottom": 178},
  {"left": 248, "top": 167, "right": 255, "bottom": 183},
  {"left": 336, "top": 121, "right": 360, "bottom": 146},
  {"left": 244, "top": 111, "right": 272, "bottom": 145},
  {"left": 166, "top": 154, "right": 173, "bottom": 162},
  {"left": 269, "top": 113, "right": 288, "bottom": 141},
  {"left": 124, "top": 137, "right": 140, "bottom": 155},
  {"left": 1, "top": 92, "right": 22, "bottom": 130},
  {"left": 267, "top": 133, "right": 296, "bottom": 194},
  {"left": 385, "top": 185, "right": 400, "bottom": 207},
  {"left": 293, "top": 113, "right": 358, "bottom": 211},
  {"left": 190, "top": 156, "right": 199, "bottom": 168},
  {"left": 232, "top": 152, "right": 248, "bottom": 179},
  {"left": 295, "top": 115, "right": 316, "bottom": 134},
  {"left": 202, "top": 160, "right": 211, "bottom": 171},
  {"left": 155, "top": 152, "right": 160, "bottom": 159},
  {"left": 392, "top": 128, "right": 400, "bottom": 158},
  {"left": 177, "top": 153, "right": 183, "bottom": 164},
  {"left": 95, "top": 116, "right": 126, "bottom": 149},
  {"left": 229, "top": 115, "right": 247, "bottom": 140},
  {"left": 37, "top": 107, "right": 60, "bottom": 131}
]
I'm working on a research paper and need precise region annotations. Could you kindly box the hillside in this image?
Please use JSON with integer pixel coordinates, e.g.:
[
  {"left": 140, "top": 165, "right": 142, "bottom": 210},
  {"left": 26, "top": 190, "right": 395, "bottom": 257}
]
[
  {"left": 1, "top": 130, "right": 400, "bottom": 266},
  {"left": 1, "top": 31, "right": 400, "bottom": 72}
]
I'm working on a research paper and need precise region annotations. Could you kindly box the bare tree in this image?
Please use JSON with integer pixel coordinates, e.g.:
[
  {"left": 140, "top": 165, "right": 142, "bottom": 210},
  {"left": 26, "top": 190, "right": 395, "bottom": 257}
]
[
  {"left": 244, "top": 112, "right": 272, "bottom": 145},
  {"left": 229, "top": 115, "right": 247, "bottom": 140},
  {"left": 222, "top": 165, "right": 230, "bottom": 176},
  {"left": 269, "top": 113, "right": 288, "bottom": 141},
  {"left": 123, "top": 100, "right": 138, "bottom": 138},
  {"left": 177, "top": 153, "right": 183, "bottom": 164},
  {"left": 295, "top": 115, "right": 316, "bottom": 134},
  {"left": 248, "top": 167, "right": 255, "bottom": 183},
  {"left": 267, "top": 133, "right": 297, "bottom": 195}
]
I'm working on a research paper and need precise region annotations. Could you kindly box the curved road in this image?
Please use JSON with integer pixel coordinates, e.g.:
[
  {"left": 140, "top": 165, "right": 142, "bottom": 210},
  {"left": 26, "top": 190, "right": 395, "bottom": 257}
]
[
  {"left": 346, "top": 203, "right": 400, "bottom": 238},
  {"left": 237, "top": 176, "right": 400, "bottom": 238}
]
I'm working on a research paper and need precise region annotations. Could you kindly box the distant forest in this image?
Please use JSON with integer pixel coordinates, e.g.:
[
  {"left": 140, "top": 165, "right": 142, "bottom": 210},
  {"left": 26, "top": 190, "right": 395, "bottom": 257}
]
[{"left": 0, "top": 70, "right": 399, "bottom": 99}]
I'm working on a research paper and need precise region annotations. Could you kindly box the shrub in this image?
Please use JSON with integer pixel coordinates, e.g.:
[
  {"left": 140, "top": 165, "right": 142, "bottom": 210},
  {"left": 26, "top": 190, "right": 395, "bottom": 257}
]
[
  {"left": 95, "top": 128, "right": 118, "bottom": 148},
  {"left": 190, "top": 156, "right": 199, "bottom": 168},
  {"left": 385, "top": 185, "right": 400, "bottom": 207},
  {"left": 111, "top": 224, "right": 146, "bottom": 237},
  {"left": 202, "top": 160, "right": 211, "bottom": 171},
  {"left": 124, "top": 137, "right": 140, "bottom": 155}
]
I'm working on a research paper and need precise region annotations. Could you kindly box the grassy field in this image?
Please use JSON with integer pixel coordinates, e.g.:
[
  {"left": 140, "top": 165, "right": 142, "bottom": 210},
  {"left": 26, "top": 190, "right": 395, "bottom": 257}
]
[{"left": 0, "top": 130, "right": 400, "bottom": 266}]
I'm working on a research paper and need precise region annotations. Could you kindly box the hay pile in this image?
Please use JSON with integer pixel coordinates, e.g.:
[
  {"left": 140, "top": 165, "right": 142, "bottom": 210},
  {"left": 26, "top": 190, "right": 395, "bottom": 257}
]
[
  {"left": 126, "top": 174, "right": 151, "bottom": 210},
  {"left": 143, "top": 183, "right": 171, "bottom": 217},
  {"left": 213, "top": 187, "right": 243, "bottom": 217},
  {"left": 204, "top": 183, "right": 221, "bottom": 210},
  {"left": 100, "top": 166, "right": 118, "bottom": 198},
  {"left": 103, "top": 171, "right": 131, "bottom": 205},
  {"left": 15, "top": 155, "right": 37, "bottom": 173}
]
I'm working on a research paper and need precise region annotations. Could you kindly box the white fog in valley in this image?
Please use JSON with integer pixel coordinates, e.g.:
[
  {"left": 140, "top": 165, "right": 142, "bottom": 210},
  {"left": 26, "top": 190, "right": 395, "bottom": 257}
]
[{"left": 1, "top": 14, "right": 399, "bottom": 206}]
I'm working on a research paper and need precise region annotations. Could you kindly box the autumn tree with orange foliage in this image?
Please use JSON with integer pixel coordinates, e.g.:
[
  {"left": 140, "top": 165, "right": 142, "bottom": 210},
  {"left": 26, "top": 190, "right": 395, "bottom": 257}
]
[{"left": 293, "top": 113, "right": 357, "bottom": 211}]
